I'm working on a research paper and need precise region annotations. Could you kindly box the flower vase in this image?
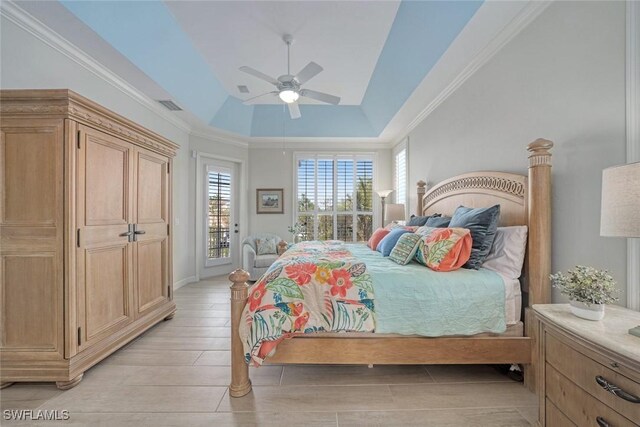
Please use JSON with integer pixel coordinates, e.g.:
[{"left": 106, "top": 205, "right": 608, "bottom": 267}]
[
  {"left": 569, "top": 299, "right": 605, "bottom": 321},
  {"left": 293, "top": 234, "right": 303, "bottom": 244}
]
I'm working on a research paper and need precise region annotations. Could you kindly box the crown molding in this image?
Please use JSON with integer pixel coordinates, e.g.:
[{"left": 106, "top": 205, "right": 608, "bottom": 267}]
[
  {"left": 190, "top": 126, "right": 249, "bottom": 148},
  {"left": 247, "top": 136, "right": 393, "bottom": 150},
  {"left": 0, "top": 1, "right": 193, "bottom": 134},
  {"left": 626, "top": 0, "right": 639, "bottom": 310},
  {"left": 391, "top": 0, "right": 552, "bottom": 146}
]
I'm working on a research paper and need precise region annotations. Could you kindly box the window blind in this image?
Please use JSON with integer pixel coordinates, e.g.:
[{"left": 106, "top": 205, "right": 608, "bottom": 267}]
[
  {"left": 295, "top": 155, "right": 374, "bottom": 242},
  {"left": 207, "top": 171, "right": 231, "bottom": 259}
]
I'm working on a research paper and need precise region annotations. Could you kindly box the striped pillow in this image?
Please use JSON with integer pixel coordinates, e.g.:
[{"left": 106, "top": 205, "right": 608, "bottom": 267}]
[{"left": 389, "top": 233, "right": 422, "bottom": 265}]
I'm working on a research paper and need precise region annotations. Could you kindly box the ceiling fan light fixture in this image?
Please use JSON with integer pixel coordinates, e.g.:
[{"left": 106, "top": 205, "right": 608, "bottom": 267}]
[{"left": 279, "top": 90, "right": 299, "bottom": 104}]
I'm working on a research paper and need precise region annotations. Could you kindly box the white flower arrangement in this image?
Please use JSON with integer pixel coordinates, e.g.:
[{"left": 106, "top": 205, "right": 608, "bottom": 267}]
[
  {"left": 287, "top": 222, "right": 303, "bottom": 235},
  {"left": 550, "top": 265, "right": 619, "bottom": 306},
  {"left": 287, "top": 222, "right": 304, "bottom": 243}
]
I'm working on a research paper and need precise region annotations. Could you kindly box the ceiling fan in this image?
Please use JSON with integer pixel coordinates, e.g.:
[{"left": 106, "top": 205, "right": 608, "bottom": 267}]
[{"left": 239, "top": 34, "right": 341, "bottom": 119}]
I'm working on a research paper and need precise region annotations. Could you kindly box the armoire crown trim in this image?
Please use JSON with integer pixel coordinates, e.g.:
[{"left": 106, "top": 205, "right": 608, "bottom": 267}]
[{"left": 0, "top": 89, "right": 179, "bottom": 157}]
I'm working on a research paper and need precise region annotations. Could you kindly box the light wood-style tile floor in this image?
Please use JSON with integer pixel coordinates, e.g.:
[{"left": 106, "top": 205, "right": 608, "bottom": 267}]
[{"left": 1, "top": 276, "right": 538, "bottom": 426}]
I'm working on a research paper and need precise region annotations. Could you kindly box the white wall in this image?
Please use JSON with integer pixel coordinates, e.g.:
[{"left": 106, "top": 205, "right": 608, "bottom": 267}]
[
  {"left": 0, "top": 15, "right": 193, "bottom": 287},
  {"left": 248, "top": 147, "right": 392, "bottom": 241},
  {"left": 401, "top": 1, "right": 628, "bottom": 304}
]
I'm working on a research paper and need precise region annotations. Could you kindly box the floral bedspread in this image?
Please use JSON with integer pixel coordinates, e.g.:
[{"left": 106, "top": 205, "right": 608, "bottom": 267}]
[{"left": 239, "top": 241, "right": 376, "bottom": 365}]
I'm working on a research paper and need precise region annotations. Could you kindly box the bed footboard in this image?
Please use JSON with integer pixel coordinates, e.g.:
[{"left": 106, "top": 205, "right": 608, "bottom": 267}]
[{"left": 229, "top": 269, "right": 252, "bottom": 397}]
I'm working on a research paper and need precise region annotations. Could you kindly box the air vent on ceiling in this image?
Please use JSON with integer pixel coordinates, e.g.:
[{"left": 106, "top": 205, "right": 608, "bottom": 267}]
[
  {"left": 157, "top": 100, "right": 183, "bottom": 111},
  {"left": 237, "top": 85, "right": 250, "bottom": 94}
]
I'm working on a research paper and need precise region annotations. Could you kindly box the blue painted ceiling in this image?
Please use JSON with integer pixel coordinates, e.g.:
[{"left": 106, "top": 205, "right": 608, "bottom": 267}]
[{"left": 60, "top": 0, "right": 483, "bottom": 138}]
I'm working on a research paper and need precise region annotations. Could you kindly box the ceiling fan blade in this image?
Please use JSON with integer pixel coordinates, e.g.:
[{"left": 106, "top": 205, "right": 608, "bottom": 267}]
[
  {"left": 239, "top": 66, "right": 279, "bottom": 86},
  {"left": 242, "top": 91, "right": 278, "bottom": 104},
  {"left": 288, "top": 102, "right": 301, "bottom": 119},
  {"left": 295, "top": 62, "right": 323, "bottom": 85},
  {"left": 300, "top": 89, "right": 340, "bottom": 105}
]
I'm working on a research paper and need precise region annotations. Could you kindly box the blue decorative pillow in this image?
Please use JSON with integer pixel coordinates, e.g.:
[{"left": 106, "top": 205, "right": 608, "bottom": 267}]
[
  {"left": 377, "top": 228, "right": 412, "bottom": 257},
  {"left": 449, "top": 205, "right": 501, "bottom": 269},
  {"left": 425, "top": 216, "right": 451, "bottom": 228},
  {"left": 407, "top": 214, "right": 442, "bottom": 227}
]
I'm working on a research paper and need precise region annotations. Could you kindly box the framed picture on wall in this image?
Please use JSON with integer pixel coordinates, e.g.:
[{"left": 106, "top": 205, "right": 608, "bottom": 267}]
[{"left": 256, "top": 188, "right": 284, "bottom": 214}]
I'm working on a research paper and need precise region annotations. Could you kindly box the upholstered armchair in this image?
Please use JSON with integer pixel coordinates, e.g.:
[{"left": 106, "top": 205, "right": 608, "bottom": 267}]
[{"left": 241, "top": 233, "right": 287, "bottom": 281}]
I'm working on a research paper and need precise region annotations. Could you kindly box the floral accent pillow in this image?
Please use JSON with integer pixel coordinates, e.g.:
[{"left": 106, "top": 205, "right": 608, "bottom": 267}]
[
  {"left": 389, "top": 233, "right": 422, "bottom": 265},
  {"left": 414, "top": 227, "right": 472, "bottom": 272},
  {"left": 256, "top": 238, "right": 277, "bottom": 255}
]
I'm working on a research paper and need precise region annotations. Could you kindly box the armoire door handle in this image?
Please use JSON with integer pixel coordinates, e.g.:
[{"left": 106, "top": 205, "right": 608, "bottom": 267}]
[
  {"left": 119, "top": 224, "right": 134, "bottom": 242},
  {"left": 132, "top": 224, "right": 146, "bottom": 241}
]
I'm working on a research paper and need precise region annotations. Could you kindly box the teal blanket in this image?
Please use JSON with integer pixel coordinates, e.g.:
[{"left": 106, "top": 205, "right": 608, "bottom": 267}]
[{"left": 346, "top": 244, "right": 506, "bottom": 336}]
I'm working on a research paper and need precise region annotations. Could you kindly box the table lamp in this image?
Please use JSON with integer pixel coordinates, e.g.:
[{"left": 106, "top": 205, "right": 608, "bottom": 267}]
[
  {"left": 600, "top": 162, "right": 640, "bottom": 337},
  {"left": 385, "top": 203, "right": 406, "bottom": 225}
]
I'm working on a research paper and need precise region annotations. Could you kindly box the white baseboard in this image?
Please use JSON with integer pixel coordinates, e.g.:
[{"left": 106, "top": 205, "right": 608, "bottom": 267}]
[{"left": 173, "top": 276, "right": 197, "bottom": 291}]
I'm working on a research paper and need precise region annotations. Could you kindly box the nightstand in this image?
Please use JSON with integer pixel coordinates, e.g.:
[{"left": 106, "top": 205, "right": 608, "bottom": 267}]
[{"left": 532, "top": 304, "right": 640, "bottom": 426}]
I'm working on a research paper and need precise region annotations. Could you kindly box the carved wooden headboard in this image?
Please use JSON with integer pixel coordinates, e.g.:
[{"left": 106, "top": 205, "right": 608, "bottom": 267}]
[
  {"left": 414, "top": 139, "right": 553, "bottom": 307},
  {"left": 418, "top": 172, "right": 527, "bottom": 227}
]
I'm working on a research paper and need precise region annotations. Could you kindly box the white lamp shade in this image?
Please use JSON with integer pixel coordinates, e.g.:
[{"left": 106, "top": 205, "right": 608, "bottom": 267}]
[
  {"left": 385, "top": 203, "right": 406, "bottom": 222},
  {"left": 600, "top": 162, "right": 640, "bottom": 237},
  {"left": 376, "top": 189, "right": 393, "bottom": 198}
]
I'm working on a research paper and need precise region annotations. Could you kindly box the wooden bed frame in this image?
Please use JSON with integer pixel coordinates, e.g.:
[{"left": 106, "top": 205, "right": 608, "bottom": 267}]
[{"left": 228, "top": 139, "right": 553, "bottom": 398}]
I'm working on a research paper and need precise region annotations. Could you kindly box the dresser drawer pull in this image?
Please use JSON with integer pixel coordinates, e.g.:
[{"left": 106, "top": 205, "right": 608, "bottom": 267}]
[
  {"left": 595, "top": 376, "right": 640, "bottom": 403},
  {"left": 596, "top": 416, "right": 610, "bottom": 427}
]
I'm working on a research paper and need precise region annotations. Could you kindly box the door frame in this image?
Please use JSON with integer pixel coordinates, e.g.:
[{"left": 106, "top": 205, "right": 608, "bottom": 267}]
[{"left": 195, "top": 152, "right": 246, "bottom": 281}]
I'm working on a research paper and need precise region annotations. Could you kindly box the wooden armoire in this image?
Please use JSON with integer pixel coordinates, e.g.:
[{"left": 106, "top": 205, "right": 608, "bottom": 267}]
[{"left": 0, "top": 90, "right": 177, "bottom": 389}]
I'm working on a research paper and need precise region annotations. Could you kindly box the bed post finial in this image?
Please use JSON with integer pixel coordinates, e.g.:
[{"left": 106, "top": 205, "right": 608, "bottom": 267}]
[
  {"left": 229, "top": 269, "right": 252, "bottom": 397},
  {"left": 527, "top": 139, "right": 553, "bottom": 305},
  {"left": 416, "top": 180, "right": 427, "bottom": 215}
]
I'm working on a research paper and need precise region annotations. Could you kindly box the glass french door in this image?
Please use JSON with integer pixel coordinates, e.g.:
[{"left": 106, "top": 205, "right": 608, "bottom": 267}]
[{"left": 204, "top": 162, "right": 237, "bottom": 268}]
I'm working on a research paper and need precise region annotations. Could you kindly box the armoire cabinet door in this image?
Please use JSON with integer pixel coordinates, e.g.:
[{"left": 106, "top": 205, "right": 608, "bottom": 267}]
[
  {"left": 134, "top": 148, "right": 170, "bottom": 317},
  {"left": 0, "top": 118, "right": 64, "bottom": 357},
  {"left": 76, "top": 124, "right": 134, "bottom": 353}
]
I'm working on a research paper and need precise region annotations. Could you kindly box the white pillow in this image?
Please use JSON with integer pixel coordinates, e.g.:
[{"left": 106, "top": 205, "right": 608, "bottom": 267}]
[{"left": 482, "top": 226, "right": 528, "bottom": 279}]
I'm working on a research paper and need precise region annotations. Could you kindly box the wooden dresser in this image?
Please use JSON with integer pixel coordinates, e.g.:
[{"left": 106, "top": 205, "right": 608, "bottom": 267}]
[
  {"left": 533, "top": 304, "right": 640, "bottom": 426},
  {"left": 0, "top": 90, "right": 177, "bottom": 389}
]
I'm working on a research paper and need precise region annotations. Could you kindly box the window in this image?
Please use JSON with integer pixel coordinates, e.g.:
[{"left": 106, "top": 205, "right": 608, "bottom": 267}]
[
  {"left": 207, "top": 169, "right": 231, "bottom": 260},
  {"left": 394, "top": 147, "right": 407, "bottom": 211},
  {"left": 295, "top": 154, "right": 374, "bottom": 242}
]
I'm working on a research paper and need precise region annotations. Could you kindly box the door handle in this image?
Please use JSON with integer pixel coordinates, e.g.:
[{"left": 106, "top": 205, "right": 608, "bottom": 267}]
[
  {"left": 234, "top": 223, "right": 239, "bottom": 234},
  {"left": 119, "top": 224, "right": 134, "bottom": 242},
  {"left": 132, "top": 224, "right": 146, "bottom": 241}
]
